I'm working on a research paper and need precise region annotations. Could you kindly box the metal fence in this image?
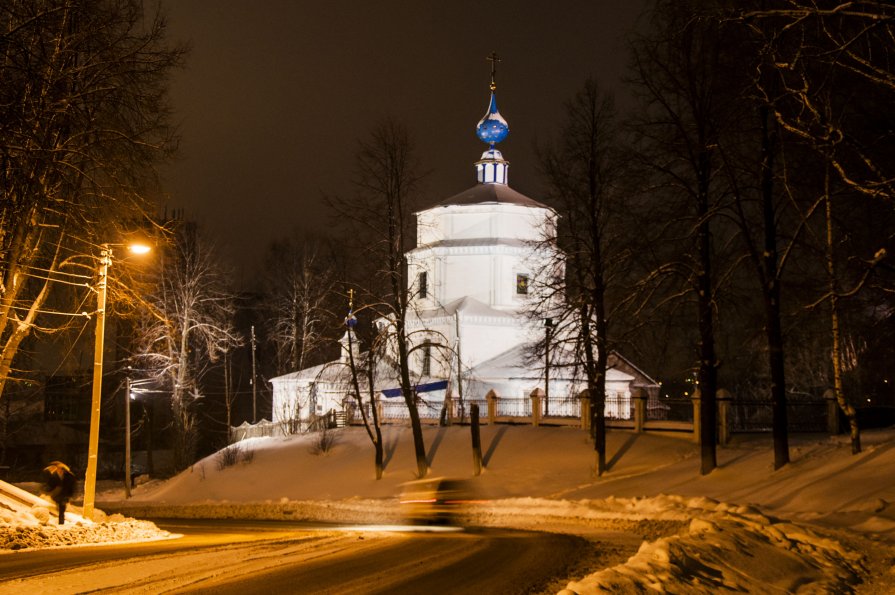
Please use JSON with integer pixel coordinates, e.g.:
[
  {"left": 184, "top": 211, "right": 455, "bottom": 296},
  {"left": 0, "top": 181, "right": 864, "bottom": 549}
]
[
  {"left": 647, "top": 397, "right": 694, "bottom": 423},
  {"left": 229, "top": 420, "right": 283, "bottom": 441},
  {"left": 234, "top": 394, "right": 835, "bottom": 440},
  {"left": 729, "top": 400, "right": 827, "bottom": 433},
  {"left": 543, "top": 396, "right": 581, "bottom": 418}
]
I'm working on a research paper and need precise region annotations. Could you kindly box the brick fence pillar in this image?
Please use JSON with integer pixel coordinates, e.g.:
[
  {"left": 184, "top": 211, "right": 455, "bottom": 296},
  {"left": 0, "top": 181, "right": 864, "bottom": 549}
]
[
  {"left": 691, "top": 389, "right": 701, "bottom": 443},
  {"left": 633, "top": 388, "right": 647, "bottom": 433},
  {"left": 578, "top": 389, "right": 591, "bottom": 432},
  {"left": 485, "top": 389, "right": 497, "bottom": 425},
  {"left": 717, "top": 388, "right": 731, "bottom": 445},
  {"left": 824, "top": 389, "right": 840, "bottom": 435},
  {"left": 530, "top": 388, "right": 544, "bottom": 427}
]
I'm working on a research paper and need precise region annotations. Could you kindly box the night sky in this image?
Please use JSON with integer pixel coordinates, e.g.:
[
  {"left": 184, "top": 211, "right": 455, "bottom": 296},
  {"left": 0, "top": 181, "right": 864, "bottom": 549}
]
[{"left": 161, "top": 1, "right": 648, "bottom": 279}]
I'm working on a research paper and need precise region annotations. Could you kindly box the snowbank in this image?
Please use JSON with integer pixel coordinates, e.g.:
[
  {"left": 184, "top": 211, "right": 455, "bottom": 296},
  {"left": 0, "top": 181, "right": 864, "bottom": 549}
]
[
  {"left": 7, "top": 426, "right": 895, "bottom": 591},
  {"left": 0, "top": 501, "right": 171, "bottom": 552}
]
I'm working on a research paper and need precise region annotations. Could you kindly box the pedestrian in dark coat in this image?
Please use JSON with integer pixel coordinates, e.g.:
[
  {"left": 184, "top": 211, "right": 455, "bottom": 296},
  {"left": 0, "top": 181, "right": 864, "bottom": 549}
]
[{"left": 43, "top": 461, "right": 76, "bottom": 524}]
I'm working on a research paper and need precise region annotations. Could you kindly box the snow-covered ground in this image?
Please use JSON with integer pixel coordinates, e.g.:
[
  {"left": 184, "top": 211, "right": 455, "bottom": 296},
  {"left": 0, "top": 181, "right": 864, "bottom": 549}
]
[{"left": 4, "top": 424, "right": 895, "bottom": 593}]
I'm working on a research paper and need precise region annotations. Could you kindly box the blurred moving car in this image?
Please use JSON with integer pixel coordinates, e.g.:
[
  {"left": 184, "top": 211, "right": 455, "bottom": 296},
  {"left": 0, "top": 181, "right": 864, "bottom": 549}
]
[{"left": 399, "top": 477, "right": 476, "bottom": 525}]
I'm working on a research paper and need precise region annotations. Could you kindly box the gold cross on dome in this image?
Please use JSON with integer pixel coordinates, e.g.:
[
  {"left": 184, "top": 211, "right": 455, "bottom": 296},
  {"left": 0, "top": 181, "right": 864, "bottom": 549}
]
[{"left": 487, "top": 51, "right": 501, "bottom": 91}]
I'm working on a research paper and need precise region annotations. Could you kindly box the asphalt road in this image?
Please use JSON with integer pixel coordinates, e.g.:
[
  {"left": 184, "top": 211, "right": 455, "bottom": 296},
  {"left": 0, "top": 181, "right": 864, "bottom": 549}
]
[{"left": 0, "top": 519, "right": 591, "bottom": 594}]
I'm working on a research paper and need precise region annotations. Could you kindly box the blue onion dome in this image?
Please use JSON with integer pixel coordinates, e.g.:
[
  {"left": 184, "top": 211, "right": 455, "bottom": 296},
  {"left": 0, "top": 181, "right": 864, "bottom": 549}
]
[{"left": 475, "top": 92, "right": 509, "bottom": 147}]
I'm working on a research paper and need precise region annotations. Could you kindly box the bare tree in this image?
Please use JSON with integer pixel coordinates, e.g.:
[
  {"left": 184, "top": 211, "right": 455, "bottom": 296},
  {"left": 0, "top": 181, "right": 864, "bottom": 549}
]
[
  {"left": 0, "top": 0, "right": 184, "bottom": 415},
  {"left": 629, "top": 0, "right": 738, "bottom": 474},
  {"left": 741, "top": 2, "right": 895, "bottom": 202},
  {"left": 341, "top": 297, "right": 385, "bottom": 479},
  {"left": 733, "top": 1, "right": 895, "bottom": 457},
  {"left": 260, "top": 236, "right": 337, "bottom": 376},
  {"left": 538, "top": 79, "right": 628, "bottom": 476},
  {"left": 806, "top": 164, "right": 890, "bottom": 454},
  {"left": 134, "top": 222, "right": 242, "bottom": 470},
  {"left": 328, "top": 119, "right": 430, "bottom": 478}
]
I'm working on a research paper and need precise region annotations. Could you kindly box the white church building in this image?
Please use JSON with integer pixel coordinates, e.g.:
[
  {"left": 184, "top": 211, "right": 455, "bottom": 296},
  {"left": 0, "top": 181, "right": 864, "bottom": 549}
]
[{"left": 270, "top": 74, "right": 658, "bottom": 429}]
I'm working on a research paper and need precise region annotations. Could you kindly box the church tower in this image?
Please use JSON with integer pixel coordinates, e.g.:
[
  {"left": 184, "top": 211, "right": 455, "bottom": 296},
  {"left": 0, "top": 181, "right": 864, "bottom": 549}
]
[{"left": 405, "top": 55, "right": 559, "bottom": 375}]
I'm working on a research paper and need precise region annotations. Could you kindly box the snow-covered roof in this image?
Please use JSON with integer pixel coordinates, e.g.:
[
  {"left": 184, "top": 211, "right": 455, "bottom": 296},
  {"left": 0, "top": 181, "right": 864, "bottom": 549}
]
[
  {"left": 607, "top": 351, "right": 660, "bottom": 388},
  {"left": 270, "top": 352, "right": 403, "bottom": 389},
  {"left": 270, "top": 361, "right": 332, "bottom": 384},
  {"left": 425, "top": 183, "right": 549, "bottom": 210},
  {"left": 416, "top": 295, "right": 518, "bottom": 321}
]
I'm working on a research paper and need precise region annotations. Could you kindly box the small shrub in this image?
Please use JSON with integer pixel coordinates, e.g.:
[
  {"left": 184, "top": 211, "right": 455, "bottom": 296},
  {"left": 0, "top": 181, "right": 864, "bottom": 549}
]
[
  {"left": 309, "top": 425, "right": 338, "bottom": 455},
  {"left": 240, "top": 446, "right": 255, "bottom": 465},
  {"left": 216, "top": 444, "right": 241, "bottom": 470}
]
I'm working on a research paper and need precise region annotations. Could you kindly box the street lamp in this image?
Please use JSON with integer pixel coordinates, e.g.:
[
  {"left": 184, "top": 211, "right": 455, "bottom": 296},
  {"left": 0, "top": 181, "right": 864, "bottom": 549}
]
[{"left": 83, "top": 242, "right": 150, "bottom": 520}]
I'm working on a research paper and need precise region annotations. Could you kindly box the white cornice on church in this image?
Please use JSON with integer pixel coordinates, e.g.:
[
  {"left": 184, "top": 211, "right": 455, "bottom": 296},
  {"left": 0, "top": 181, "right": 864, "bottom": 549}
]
[{"left": 409, "top": 238, "right": 532, "bottom": 256}]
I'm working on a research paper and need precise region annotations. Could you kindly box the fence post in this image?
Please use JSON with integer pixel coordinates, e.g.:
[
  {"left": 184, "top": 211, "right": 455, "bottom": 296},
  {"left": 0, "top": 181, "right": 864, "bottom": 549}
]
[
  {"left": 824, "top": 388, "right": 840, "bottom": 435},
  {"left": 633, "top": 388, "right": 647, "bottom": 433},
  {"left": 376, "top": 397, "right": 383, "bottom": 424},
  {"left": 530, "top": 388, "right": 543, "bottom": 427},
  {"left": 717, "top": 388, "right": 731, "bottom": 445},
  {"left": 691, "top": 389, "right": 701, "bottom": 443},
  {"left": 485, "top": 389, "right": 497, "bottom": 425},
  {"left": 471, "top": 403, "right": 483, "bottom": 476},
  {"left": 443, "top": 392, "right": 453, "bottom": 426},
  {"left": 578, "top": 390, "right": 591, "bottom": 431}
]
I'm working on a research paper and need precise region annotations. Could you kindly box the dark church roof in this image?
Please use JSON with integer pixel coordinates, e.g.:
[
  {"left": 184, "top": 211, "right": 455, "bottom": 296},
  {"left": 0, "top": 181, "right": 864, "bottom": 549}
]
[{"left": 430, "top": 182, "right": 549, "bottom": 210}]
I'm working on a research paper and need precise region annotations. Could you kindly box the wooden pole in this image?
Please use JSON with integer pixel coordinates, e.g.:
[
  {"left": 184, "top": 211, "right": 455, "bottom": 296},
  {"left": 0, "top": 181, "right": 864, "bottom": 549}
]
[
  {"left": 124, "top": 376, "right": 131, "bottom": 498},
  {"left": 471, "top": 404, "right": 482, "bottom": 476}
]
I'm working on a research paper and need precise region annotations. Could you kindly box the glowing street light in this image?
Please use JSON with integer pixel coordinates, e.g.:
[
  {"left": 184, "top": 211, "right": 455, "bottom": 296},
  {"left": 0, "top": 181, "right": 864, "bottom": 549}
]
[{"left": 83, "top": 242, "right": 150, "bottom": 520}]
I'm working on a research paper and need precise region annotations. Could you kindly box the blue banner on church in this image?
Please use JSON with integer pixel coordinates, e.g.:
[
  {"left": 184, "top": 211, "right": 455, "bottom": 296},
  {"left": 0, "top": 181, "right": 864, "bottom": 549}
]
[{"left": 381, "top": 380, "right": 448, "bottom": 398}]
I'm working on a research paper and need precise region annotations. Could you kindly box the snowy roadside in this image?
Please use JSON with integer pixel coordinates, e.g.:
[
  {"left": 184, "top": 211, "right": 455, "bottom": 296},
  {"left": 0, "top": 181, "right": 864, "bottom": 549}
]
[
  {"left": 104, "top": 494, "right": 876, "bottom": 594},
  {"left": 5, "top": 427, "right": 895, "bottom": 592},
  {"left": 1, "top": 488, "right": 885, "bottom": 593},
  {"left": 0, "top": 501, "right": 172, "bottom": 552},
  {"left": 0, "top": 480, "right": 173, "bottom": 552}
]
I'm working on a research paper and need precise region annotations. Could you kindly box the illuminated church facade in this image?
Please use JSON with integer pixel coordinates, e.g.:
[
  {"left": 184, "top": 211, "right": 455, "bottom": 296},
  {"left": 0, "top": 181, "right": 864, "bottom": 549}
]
[{"left": 270, "top": 70, "right": 657, "bottom": 428}]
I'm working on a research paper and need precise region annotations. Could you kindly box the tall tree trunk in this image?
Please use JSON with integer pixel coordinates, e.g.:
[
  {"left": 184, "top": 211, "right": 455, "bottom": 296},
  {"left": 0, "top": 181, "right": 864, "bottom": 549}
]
[
  {"left": 581, "top": 303, "right": 607, "bottom": 475},
  {"left": 347, "top": 325, "right": 385, "bottom": 480},
  {"left": 824, "top": 167, "right": 861, "bottom": 454},
  {"left": 697, "top": 152, "right": 718, "bottom": 475},
  {"left": 398, "top": 323, "right": 427, "bottom": 478},
  {"left": 760, "top": 107, "right": 789, "bottom": 470}
]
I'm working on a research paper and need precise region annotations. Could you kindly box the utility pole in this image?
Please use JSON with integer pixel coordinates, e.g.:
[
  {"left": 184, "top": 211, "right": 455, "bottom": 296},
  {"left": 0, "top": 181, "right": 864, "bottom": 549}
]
[
  {"left": 454, "top": 312, "right": 463, "bottom": 409},
  {"left": 83, "top": 246, "right": 111, "bottom": 520},
  {"left": 544, "top": 318, "right": 553, "bottom": 416},
  {"left": 251, "top": 325, "right": 258, "bottom": 423}
]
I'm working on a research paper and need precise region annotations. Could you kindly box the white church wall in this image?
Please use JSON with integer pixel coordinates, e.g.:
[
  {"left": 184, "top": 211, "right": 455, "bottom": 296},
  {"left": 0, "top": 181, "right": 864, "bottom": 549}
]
[
  {"left": 413, "top": 249, "right": 537, "bottom": 309},
  {"left": 271, "top": 377, "right": 354, "bottom": 427},
  {"left": 491, "top": 207, "right": 550, "bottom": 242},
  {"left": 457, "top": 324, "right": 529, "bottom": 371},
  {"left": 416, "top": 211, "right": 440, "bottom": 246},
  {"left": 271, "top": 378, "right": 304, "bottom": 425},
  {"left": 441, "top": 254, "right": 493, "bottom": 305}
]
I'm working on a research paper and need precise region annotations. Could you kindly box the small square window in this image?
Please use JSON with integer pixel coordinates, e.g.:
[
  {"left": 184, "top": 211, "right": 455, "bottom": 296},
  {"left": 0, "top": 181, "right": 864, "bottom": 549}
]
[{"left": 516, "top": 273, "right": 529, "bottom": 295}]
